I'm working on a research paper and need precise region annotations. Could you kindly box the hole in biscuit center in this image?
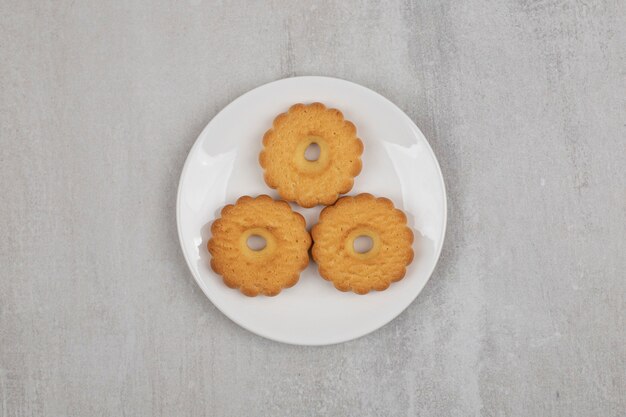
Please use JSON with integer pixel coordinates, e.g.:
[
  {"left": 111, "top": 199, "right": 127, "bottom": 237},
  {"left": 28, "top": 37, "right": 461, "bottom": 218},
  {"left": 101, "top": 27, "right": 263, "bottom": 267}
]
[
  {"left": 246, "top": 234, "right": 267, "bottom": 251},
  {"left": 304, "top": 142, "right": 321, "bottom": 161},
  {"left": 353, "top": 235, "right": 374, "bottom": 254}
]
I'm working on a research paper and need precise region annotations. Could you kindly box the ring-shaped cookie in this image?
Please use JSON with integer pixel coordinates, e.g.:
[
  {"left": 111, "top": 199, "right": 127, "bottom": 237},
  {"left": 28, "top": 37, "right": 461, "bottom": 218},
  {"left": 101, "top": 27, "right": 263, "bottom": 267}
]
[
  {"left": 311, "top": 193, "right": 414, "bottom": 294},
  {"left": 259, "top": 103, "right": 364, "bottom": 208},
  {"left": 208, "top": 195, "right": 311, "bottom": 296}
]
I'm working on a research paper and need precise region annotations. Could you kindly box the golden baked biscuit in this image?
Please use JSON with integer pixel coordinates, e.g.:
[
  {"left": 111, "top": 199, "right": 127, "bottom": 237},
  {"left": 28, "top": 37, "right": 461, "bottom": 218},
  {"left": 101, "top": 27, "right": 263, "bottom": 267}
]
[
  {"left": 208, "top": 195, "right": 311, "bottom": 296},
  {"left": 311, "top": 193, "right": 414, "bottom": 294},
  {"left": 259, "top": 103, "right": 364, "bottom": 208}
]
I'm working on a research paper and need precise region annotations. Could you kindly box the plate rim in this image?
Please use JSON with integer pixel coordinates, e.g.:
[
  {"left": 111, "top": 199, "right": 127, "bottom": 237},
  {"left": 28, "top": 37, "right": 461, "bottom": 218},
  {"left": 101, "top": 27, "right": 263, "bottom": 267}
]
[{"left": 176, "top": 75, "right": 448, "bottom": 346}]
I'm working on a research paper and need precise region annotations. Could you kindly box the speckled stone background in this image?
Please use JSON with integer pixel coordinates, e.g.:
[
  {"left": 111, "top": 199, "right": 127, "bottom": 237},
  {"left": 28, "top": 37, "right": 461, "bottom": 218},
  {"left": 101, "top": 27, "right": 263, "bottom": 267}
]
[{"left": 1, "top": 1, "right": 625, "bottom": 416}]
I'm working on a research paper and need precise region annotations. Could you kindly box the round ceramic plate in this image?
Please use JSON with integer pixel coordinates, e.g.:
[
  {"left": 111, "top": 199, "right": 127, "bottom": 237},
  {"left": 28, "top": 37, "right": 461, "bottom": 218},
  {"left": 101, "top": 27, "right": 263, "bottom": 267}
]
[{"left": 177, "top": 76, "right": 446, "bottom": 346}]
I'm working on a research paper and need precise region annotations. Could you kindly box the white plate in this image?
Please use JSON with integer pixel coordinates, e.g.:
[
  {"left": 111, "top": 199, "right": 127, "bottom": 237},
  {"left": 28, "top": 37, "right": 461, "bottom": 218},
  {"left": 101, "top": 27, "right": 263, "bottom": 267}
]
[{"left": 177, "top": 76, "right": 447, "bottom": 346}]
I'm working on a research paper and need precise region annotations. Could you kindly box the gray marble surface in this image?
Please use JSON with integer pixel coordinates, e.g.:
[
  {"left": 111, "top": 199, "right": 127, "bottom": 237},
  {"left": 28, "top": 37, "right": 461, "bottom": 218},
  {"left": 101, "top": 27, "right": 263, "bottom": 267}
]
[{"left": 1, "top": 1, "right": 625, "bottom": 416}]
